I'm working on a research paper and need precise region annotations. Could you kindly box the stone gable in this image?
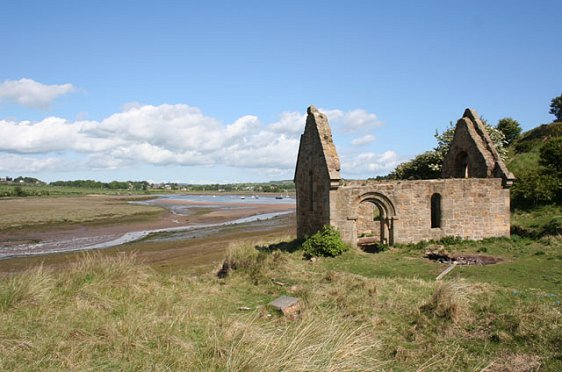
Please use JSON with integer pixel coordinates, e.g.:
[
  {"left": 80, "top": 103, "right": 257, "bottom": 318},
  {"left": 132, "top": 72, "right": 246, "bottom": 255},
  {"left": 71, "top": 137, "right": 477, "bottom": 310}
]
[{"left": 442, "top": 108, "right": 515, "bottom": 187}]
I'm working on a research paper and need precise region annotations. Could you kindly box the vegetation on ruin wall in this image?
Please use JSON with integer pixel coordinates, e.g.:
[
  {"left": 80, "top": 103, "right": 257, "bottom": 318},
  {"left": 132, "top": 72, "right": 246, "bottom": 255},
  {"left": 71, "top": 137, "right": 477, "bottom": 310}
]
[{"left": 1, "top": 226, "right": 561, "bottom": 370}]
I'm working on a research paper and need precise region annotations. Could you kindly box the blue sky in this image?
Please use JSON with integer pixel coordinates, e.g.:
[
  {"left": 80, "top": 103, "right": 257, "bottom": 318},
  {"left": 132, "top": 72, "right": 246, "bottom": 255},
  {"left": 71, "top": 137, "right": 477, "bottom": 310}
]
[{"left": 1, "top": 0, "right": 560, "bottom": 183}]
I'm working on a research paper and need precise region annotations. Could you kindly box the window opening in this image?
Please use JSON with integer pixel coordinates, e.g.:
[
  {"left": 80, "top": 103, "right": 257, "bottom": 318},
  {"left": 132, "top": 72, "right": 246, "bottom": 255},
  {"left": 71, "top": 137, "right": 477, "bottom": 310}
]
[{"left": 431, "top": 193, "right": 442, "bottom": 228}]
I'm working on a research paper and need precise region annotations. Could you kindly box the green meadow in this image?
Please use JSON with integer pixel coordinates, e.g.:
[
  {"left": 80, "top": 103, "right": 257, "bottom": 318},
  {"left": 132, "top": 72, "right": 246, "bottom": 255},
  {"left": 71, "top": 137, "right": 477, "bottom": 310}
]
[{"left": 1, "top": 205, "right": 560, "bottom": 371}]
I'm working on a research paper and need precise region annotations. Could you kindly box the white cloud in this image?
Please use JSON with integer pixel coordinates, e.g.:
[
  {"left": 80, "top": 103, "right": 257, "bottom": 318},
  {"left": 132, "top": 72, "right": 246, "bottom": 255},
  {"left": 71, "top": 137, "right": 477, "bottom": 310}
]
[
  {"left": 341, "top": 151, "right": 402, "bottom": 175},
  {"left": 269, "top": 111, "right": 306, "bottom": 134},
  {"left": 0, "top": 154, "right": 67, "bottom": 172},
  {"left": 342, "top": 109, "right": 381, "bottom": 130},
  {"left": 0, "top": 118, "right": 121, "bottom": 153},
  {"left": 96, "top": 104, "right": 224, "bottom": 152},
  {"left": 226, "top": 115, "right": 260, "bottom": 139},
  {"left": 0, "top": 103, "right": 392, "bottom": 178},
  {"left": 0, "top": 78, "right": 75, "bottom": 109},
  {"left": 351, "top": 134, "right": 376, "bottom": 146},
  {"left": 324, "top": 108, "right": 382, "bottom": 132}
]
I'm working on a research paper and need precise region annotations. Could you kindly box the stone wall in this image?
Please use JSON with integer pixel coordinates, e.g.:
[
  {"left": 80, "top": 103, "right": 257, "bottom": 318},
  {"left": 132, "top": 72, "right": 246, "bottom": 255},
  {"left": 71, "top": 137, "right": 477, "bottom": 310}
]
[
  {"left": 330, "top": 178, "right": 510, "bottom": 245},
  {"left": 295, "top": 106, "right": 513, "bottom": 246}
]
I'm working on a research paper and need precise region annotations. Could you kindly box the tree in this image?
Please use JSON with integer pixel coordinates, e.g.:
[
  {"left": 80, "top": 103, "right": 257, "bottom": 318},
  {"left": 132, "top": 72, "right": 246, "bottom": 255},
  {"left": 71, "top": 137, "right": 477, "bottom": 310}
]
[
  {"left": 549, "top": 93, "right": 562, "bottom": 122},
  {"left": 539, "top": 137, "right": 562, "bottom": 175},
  {"left": 511, "top": 170, "right": 560, "bottom": 206},
  {"left": 496, "top": 118, "right": 522, "bottom": 145},
  {"left": 388, "top": 151, "right": 442, "bottom": 180}
]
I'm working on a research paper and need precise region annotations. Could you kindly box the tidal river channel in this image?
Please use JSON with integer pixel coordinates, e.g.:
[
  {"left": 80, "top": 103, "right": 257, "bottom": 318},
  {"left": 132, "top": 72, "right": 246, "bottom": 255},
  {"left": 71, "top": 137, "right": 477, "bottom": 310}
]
[{"left": 0, "top": 194, "right": 295, "bottom": 260}]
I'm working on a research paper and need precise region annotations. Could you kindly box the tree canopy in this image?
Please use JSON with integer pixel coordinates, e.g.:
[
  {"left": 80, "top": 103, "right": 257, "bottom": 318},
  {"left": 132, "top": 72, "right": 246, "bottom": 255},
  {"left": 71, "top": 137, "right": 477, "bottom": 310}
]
[
  {"left": 549, "top": 93, "right": 562, "bottom": 122},
  {"left": 539, "top": 137, "right": 562, "bottom": 175},
  {"left": 497, "top": 118, "right": 522, "bottom": 145}
]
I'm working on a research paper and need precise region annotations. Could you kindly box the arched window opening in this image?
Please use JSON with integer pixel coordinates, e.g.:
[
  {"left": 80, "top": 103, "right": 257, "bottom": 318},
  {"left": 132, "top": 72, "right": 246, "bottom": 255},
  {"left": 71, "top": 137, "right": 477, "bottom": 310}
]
[
  {"left": 455, "top": 152, "right": 469, "bottom": 178},
  {"left": 431, "top": 193, "right": 442, "bottom": 228}
]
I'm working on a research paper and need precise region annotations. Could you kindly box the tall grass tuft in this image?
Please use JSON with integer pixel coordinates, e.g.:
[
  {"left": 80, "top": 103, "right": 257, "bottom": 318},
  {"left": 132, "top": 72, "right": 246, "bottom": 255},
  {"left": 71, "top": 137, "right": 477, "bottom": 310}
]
[
  {"left": 208, "top": 313, "right": 383, "bottom": 371},
  {"left": 218, "top": 242, "right": 287, "bottom": 283},
  {"left": 420, "top": 281, "right": 474, "bottom": 323},
  {"left": 0, "top": 265, "right": 54, "bottom": 311}
]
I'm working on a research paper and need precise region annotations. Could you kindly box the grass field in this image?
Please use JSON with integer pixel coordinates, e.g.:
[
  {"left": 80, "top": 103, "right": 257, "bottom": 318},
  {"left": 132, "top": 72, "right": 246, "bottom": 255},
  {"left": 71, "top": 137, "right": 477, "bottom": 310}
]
[
  {"left": 0, "top": 201, "right": 560, "bottom": 370},
  {"left": 1, "top": 227, "right": 560, "bottom": 370},
  {"left": 0, "top": 184, "right": 146, "bottom": 197},
  {"left": 0, "top": 195, "right": 163, "bottom": 232}
]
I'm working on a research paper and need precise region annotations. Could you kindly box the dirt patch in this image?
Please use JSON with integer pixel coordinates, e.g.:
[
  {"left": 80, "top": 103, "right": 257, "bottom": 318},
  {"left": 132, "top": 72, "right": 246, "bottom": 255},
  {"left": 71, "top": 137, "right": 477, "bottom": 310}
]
[{"left": 425, "top": 245, "right": 502, "bottom": 265}]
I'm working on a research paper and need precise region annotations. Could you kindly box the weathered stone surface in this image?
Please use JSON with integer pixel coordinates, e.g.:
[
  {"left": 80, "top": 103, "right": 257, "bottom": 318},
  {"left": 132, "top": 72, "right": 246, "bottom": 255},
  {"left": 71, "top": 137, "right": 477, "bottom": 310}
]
[
  {"left": 270, "top": 296, "right": 300, "bottom": 315},
  {"left": 332, "top": 178, "right": 510, "bottom": 245},
  {"left": 442, "top": 108, "right": 515, "bottom": 187},
  {"left": 294, "top": 105, "right": 341, "bottom": 238},
  {"left": 294, "top": 106, "right": 513, "bottom": 246}
]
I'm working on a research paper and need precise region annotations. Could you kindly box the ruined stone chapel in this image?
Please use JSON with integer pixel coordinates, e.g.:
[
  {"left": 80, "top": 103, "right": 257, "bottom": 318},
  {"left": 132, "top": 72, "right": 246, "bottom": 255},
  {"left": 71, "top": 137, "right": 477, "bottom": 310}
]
[{"left": 294, "top": 106, "right": 515, "bottom": 246}]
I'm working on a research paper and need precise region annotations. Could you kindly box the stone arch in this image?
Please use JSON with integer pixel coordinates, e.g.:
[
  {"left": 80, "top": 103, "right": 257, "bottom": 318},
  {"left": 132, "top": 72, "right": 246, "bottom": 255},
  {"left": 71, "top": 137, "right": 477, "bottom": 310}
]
[{"left": 354, "top": 192, "right": 396, "bottom": 247}]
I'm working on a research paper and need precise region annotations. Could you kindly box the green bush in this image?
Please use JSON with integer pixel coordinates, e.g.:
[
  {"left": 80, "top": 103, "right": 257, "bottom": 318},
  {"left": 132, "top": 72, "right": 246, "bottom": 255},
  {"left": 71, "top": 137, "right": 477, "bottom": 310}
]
[
  {"left": 302, "top": 225, "right": 348, "bottom": 257},
  {"left": 511, "top": 171, "right": 561, "bottom": 207}
]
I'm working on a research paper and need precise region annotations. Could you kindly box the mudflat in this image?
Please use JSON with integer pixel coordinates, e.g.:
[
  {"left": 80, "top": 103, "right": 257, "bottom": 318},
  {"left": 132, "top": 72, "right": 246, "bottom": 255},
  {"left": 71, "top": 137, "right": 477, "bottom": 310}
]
[{"left": 0, "top": 194, "right": 296, "bottom": 273}]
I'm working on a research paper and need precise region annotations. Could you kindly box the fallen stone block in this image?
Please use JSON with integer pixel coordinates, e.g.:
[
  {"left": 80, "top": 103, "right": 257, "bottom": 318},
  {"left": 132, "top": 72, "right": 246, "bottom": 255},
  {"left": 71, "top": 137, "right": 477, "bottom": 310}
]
[{"left": 269, "top": 295, "right": 300, "bottom": 316}]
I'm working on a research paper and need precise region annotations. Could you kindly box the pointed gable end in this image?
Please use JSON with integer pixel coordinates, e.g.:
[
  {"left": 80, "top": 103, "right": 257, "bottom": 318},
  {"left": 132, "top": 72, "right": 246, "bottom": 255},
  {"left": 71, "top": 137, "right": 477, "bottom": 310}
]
[
  {"left": 442, "top": 108, "right": 515, "bottom": 187},
  {"left": 294, "top": 105, "right": 341, "bottom": 187}
]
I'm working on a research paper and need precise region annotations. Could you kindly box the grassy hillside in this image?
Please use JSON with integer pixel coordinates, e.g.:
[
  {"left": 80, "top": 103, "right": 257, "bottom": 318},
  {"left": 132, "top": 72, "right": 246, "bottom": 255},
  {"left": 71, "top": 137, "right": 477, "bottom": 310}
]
[
  {"left": 508, "top": 121, "right": 562, "bottom": 177},
  {"left": 1, "top": 230, "right": 561, "bottom": 371}
]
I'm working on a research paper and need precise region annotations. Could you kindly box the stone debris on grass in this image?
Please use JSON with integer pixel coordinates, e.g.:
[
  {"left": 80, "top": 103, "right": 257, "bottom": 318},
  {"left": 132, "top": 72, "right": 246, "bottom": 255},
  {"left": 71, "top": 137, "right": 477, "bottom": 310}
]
[
  {"left": 425, "top": 244, "right": 501, "bottom": 265},
  {"left": 269, "top": 295, "right": 300, "bottom": 316}
]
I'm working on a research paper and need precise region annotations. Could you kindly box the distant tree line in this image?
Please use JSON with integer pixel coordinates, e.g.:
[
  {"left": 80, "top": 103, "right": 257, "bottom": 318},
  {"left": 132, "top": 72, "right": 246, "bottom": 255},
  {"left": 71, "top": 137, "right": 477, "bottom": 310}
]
[
  {"left": 186, "top": 181, "right": 294, "bottom": 193},
  {"left": 46, "top": 180, "right": 295, "bottom": 193},
  {"left": 0, "top": 176, "right": 45, "bottom": 184},
  {"left": 50, "top": 180, "right": 150, "bottom": 190}
]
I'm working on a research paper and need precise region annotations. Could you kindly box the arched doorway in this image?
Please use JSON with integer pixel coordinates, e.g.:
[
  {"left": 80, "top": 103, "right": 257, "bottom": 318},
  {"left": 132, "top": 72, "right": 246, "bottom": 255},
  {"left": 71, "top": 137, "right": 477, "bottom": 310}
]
[{"left": 355, "top": 192, "right": 396, "bottom": 249}]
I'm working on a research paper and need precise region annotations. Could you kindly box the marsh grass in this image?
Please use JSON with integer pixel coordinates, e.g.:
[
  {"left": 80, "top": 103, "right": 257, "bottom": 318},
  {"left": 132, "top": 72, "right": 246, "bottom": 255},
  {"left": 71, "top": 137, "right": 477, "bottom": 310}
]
[
  {"left": 0, "top": 265, "right": 54, "bottom": 310},
  {"left": 0, "top": 196, "right": 163, "bottom": 231},
  {"left": 420, "top": 281, "right": 475, "bottom": 323},
  {"left": 1, "top": 238, "right": 561, "bottom": 370}
]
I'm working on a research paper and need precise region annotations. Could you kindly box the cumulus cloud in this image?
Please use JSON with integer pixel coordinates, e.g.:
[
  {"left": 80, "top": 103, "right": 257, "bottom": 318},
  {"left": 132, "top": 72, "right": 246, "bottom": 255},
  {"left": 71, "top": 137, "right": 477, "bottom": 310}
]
[
  {"left": 0, "top": 118, "right": 121, "bottom": 153},
  {"left": 268, "top": 108, "right": 381, "bottom": 135},
  {"left": 322, "top": 108, "right": 381, "bottom": 132},
  {"left": 341, "top": 151, "right": 402, "bottom": 175},
  {"left": 0, "top": 154, "right": 68, "bottom": 173},
  {"left": 351, "top": 134, "right": 376, "bottom": 146},
  {"left": 269, "top": 111, "right": 306, "bottom": 134},
  {"left": 0, "top": 78, "right": 75, "bottom": 109},
  {"left": 342, "top": 109, "right": 381, "bottom": 130},
  {"left": 0, "top": 103, "right": 392, "bottom": 178}
]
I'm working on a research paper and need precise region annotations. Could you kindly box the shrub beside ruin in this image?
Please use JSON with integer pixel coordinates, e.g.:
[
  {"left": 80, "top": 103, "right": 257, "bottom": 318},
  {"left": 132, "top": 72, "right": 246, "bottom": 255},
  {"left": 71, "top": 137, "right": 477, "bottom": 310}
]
[{"left": 302, "top": 225, "right": 349, "bottom": 257}]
